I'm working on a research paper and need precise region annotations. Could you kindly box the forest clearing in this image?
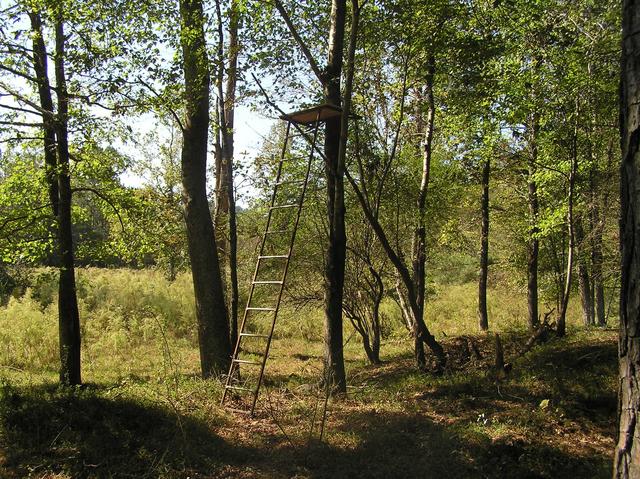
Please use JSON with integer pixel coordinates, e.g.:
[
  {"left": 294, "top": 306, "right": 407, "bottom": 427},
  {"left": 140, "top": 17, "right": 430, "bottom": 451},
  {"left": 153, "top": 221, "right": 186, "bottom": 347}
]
[
  {"left": 0, "top": 269, "right": 618, "bottom": 478},
  {"left": 1, "top": 0, "right": 639, "bottom": 477}
]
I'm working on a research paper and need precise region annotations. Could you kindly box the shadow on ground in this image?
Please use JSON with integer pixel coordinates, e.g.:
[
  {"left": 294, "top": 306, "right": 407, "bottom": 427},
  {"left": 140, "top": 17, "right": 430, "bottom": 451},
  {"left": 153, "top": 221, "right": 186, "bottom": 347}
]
[
  {"left": 296, "top": 409, "right": 611, "bottom": 479},
  {"left": 0, "top": 336, "right": 616, "bottom": 478},
  {"left": 0, "top": 382, "right": 264, "bottom": 478}
]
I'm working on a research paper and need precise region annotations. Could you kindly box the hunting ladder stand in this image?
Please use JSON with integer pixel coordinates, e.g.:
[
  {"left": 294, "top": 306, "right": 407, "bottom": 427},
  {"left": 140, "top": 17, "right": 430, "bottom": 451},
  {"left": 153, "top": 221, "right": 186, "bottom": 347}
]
[{"left": 221, "top": 104, "right": 342, "bottom": 415}]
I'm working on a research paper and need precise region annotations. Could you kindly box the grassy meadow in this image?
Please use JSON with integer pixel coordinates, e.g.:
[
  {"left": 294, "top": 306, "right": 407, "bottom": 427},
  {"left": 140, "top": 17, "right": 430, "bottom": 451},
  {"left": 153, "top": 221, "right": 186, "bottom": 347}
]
[{"left": 0, "top": 268, "right": 618, "bottom": 478}]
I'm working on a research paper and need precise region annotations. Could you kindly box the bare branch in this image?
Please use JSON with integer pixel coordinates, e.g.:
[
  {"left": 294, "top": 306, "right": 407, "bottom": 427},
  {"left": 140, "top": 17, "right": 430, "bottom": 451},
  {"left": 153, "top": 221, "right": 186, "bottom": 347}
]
[
  {"left": 375, "top": 55, "right": 409, "bottom": 214},
  {"left": 72, "top": 187, "right": 126, "bottom": 232},
  {"left": 251, "top": 72, "right": 328, "bottom": 162},
  {"left": 0, "top": 81, "right": 54, "bottom": 120},
  {"left": 272, "top": 0, "right": 325, "bottom": 84},
  {"left": 137, "top": 78, "right": 185, "bottom": 132},
  {"left": 0, "top": 120, "right": 44, "bottom": 127},
  {"left": 0, "top": 103, "right": 40, "bottom": 116},
  {"left": 0, "top": 204, "right": 52, "bottom": 232},
  {"left": 0, "top": 135, "right": 44, "bottom": 143},
  {"left": 0, "top": 63, "right": 39, "bottom": 84}
]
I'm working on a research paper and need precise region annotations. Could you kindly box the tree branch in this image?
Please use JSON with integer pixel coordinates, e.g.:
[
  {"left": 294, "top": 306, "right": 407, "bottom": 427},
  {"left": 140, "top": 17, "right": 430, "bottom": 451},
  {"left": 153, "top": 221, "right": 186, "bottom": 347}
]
[
  {"left": 71, "top": 187, "right": 126, "bottom": 232},
  {"left": 137, "top": 78, "right": 185, "bottom": 131},
  {"left": 0, "top": 120, "right": 44, "bottom": 127},
  {"left": 272, "top": 0, "right": 325, "bottom": 84},
  {"left": 0, "top": 102, "right": 41, "bottom": 116},
  {"left": 0, "top": 81, "right": 54, "bottom": 120},
  {"left": 251, "top": 72, "right": 328, "bottom": 163},
  {"left": 0, "top": 63, "right": 40, "bottom": 84}
]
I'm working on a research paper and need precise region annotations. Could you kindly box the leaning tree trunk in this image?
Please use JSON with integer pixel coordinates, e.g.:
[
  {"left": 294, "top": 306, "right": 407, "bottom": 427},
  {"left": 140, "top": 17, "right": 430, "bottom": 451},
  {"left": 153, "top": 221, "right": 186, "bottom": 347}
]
[
  {"left": 54, "top": 15, "right": 81, "bottom": 386},
  {"left": 478, "top": 157, "right": 490, "bottom": 331},
  {"left": 527, "top": 113, "right": 540, "bottom": 331},
  {"left": 179, "top": 0, "right": 231, "bottom": 377},
  {"left": 345, "top": 55, "right": 446, "bottom": 369},
  {"left": 615, "top": 1, "right": 640, "bottom": 476}
]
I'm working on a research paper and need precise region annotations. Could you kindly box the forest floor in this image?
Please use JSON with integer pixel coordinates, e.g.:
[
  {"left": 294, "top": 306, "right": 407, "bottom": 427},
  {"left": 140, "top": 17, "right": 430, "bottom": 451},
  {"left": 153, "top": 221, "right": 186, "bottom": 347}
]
[{"left": 0, "top": 328, "right": 617, "bottom": 479}]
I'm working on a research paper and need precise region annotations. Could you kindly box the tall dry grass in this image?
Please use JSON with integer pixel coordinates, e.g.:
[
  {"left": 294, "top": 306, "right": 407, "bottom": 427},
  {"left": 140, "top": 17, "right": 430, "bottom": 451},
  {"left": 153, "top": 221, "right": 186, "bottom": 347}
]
[{"left": 0, "top": 268, "right": 614, "bottom": 380}]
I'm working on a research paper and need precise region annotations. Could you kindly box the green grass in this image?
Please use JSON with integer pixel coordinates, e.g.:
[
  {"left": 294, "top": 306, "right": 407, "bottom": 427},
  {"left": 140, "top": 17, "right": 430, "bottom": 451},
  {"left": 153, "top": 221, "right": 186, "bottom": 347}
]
[{"left": 0, "top": 268, "right": 618, "bottom": 478}]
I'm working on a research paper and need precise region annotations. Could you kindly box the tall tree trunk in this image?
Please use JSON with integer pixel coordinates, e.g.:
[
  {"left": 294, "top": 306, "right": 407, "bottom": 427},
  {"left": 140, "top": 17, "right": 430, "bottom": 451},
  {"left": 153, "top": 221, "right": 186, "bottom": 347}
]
[
  {"left": 615, "top": 2, "right": 640, "bottom": 475},
  {"left": 370, "top": 301, "right": 381, "bottom": 364},
  {"left": 54, "top": 15, "right": 81, "bottom": 386},
  {"left": 591, "top": 202, "right": 606, "bottom": 326},
  {"left": 225, "top": 0, "right": 240, "bottom": 349},
  {"left": 575, "top": 219, "right": 594, "bottom": 326},
  {"left": 29, "top": 12, "right": 58, "bottom": 219},
  {"left": 214, "top": 0, "right": 240, "bottom": 347},
  {"left": 272, "top": 0, "right": 358, "bottom": 395},
  {"left": 557, "top": 122, "right": 577, "bottom": 338},
  {"left": 478, "top": 157, "right": 490, "bottom": 331},
  {"left": 179, "top": 0, "right": 231, "bottom": 377},
  {"left": 411, "top": 55, "right": 435, "bottom": 367},
  {"left": 578, "top": 260, "right": 593, "bottom": 326},
  {"left": 369, "top": 264, "right": 383, "bottom": 365},
  {"left": 587, "top": 62, "right": 607, "bottom": 328},
  {"left": 323, "top": 0, "right": 348, "bottom": 395},
  {"left": 527, "top": 113, "right": 540, "bottom": 330}
]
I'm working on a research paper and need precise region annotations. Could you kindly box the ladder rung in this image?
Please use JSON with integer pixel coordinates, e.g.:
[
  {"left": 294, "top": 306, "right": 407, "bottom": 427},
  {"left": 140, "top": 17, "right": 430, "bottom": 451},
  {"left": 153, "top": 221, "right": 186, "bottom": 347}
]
[
  {"left": 246, "top": 307, "right": 276, "bottom": 312},
  {"left": 240, "top": 333, "right": 270, "bottom": 338},
  {"left": 225, "top": 385, "right": 254, "bottom": 392},
  {"left": 258, "top": 255, "right": 289, "bottom": 259},
  {"left": 265, "top": 229, "right": 291, "bottom": 235},
  {"left": 233, "top": 358, "right": 262, "bottom": 365},
  {"left": 270, "top": 203, "right": 298, "bottom": 210},
  {"left": 252, "top": 280, "right": 283, "bottom": 284}
]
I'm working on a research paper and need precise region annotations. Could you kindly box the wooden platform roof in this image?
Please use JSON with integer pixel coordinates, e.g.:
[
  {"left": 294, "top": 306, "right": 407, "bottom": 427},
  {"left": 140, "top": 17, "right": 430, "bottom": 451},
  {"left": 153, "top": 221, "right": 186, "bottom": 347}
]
[{"left": 280, "top": 103, "right": 343, "bottom": 124}]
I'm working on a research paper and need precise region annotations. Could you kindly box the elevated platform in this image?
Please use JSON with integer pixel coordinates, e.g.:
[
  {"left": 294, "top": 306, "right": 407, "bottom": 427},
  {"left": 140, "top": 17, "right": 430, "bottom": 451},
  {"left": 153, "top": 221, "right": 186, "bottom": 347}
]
[{"left": 280, "top": 103, "right": 342, "bottom": 125}]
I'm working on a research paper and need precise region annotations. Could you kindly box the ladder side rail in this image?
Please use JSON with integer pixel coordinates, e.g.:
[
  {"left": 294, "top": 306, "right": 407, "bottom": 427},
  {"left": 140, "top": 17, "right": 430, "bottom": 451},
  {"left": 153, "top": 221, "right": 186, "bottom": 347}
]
[
  {"left": 222, "top": 121, "right": 293, "bottom": 405},
  {"left": 249, "top": 113, "right": 322, "bottom": 413},
  {"left": 288, "top": 110, "right": 330, "bottom": 164}
]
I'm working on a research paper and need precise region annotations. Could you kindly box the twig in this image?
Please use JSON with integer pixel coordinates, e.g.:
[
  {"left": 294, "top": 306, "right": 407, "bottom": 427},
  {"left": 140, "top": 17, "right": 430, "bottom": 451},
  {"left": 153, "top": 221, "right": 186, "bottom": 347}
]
[
  {"left": 266, "top": 391, "right": 296, "bottom": 448},
  {"left": 318, "top": 362, "right": 331, "bottom": 442},
  {"left": 49, "top": 425, "right": 68, "bottom": 448}
]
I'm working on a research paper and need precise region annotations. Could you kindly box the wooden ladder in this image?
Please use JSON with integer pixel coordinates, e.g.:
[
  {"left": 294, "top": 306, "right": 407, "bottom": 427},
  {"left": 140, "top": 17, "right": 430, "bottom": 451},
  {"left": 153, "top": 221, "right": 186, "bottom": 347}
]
[{"left": 221, "top": 111, "right": 322, "bottom": 415}]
